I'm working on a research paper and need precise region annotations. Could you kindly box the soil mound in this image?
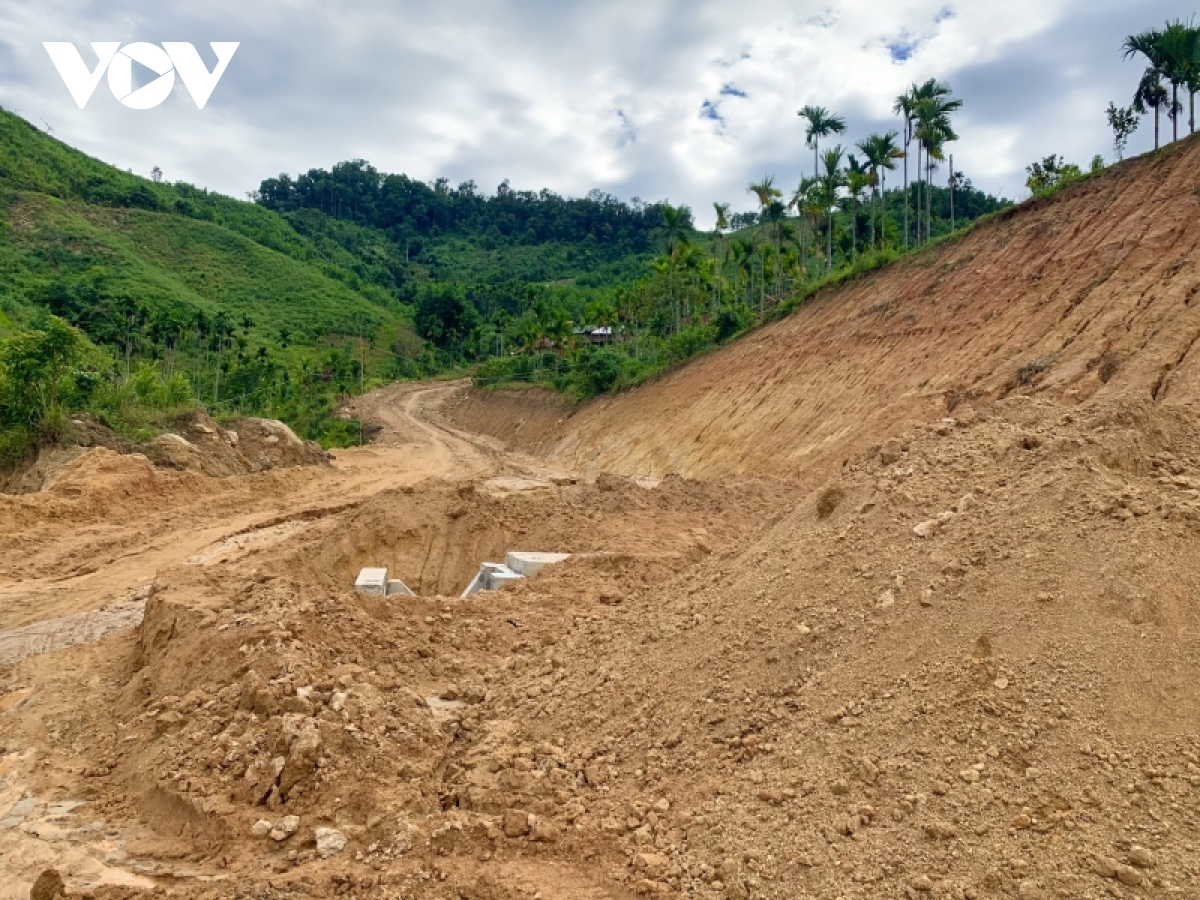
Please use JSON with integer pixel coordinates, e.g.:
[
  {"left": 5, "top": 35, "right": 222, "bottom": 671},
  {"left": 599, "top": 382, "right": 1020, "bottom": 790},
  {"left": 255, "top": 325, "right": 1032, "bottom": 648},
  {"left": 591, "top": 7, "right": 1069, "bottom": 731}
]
[{"left": 139, "top": 411, "right": 328, "bottom": 478}]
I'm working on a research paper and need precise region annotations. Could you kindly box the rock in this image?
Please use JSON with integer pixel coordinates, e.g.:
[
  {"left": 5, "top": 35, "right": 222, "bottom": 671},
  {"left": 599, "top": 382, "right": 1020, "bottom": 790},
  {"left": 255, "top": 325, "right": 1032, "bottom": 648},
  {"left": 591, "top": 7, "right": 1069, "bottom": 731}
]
[
  {"left": 956, "top": 494, "right": 975, "bottom": 513},
  {"left": 923, "top": 820, "right": 958, "bottom": 840},
  {"left": 251, "top": 819, "right": 273, "bottom": 838},
  {"left": 1011, "top": 813, "right": 1032, "bottom": 829},
  {"left": 1093, "top": 856, "right": 1118, "bottom": 878},
  {"left": 909, "top": 874, "right": 934, "bottom": 892},
  {"left": 913, "top": 520, "right": 941, "bottom": 539},
  {"left": 270, "top": 815, "right": 300, "bottom": 841},
  {"left": 503, "top": 809, "right": 531, "bottom": 838},
  {"left": 1115, "top": 865, "right": 1143, "bottom": 886},
  {"left": 636, "top": 852, "right": 670, "bottom": 878},
  {"left": 1129, "top": 846, "right": 1157, "bottom": 868},
  {"left": 30, "top": 870, "right": 65, "bottom": 900},
  {"left": 281, "top": 696, "right": 315, "bottom": 716},
  {"left": 876, "top": 590, "right": 896, "bottom": 610},
  {"left": 242, "top": 755, "right": 285, "bottom": 805},
  {"left": 279, "top": 721, "right": 320, "bottom": 800},
  {"left": 858, "top": 757, "right": 880, "bottom": 784},
  {"left": 315, "top": 826, "right": 347, "bottom": 859},
  {"left": 530, "top": 817, "right": 559, "bottom": 843},
  {"left": 153, "top": 709, "right": 185, "bottom": 736}
]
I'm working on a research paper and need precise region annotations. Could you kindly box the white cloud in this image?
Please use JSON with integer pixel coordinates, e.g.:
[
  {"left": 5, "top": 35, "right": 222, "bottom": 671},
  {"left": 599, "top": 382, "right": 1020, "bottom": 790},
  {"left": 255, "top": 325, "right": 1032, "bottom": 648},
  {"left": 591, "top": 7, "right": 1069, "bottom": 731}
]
[{"left": 0, "top": 0, "right": 1184, "bottom": 227}]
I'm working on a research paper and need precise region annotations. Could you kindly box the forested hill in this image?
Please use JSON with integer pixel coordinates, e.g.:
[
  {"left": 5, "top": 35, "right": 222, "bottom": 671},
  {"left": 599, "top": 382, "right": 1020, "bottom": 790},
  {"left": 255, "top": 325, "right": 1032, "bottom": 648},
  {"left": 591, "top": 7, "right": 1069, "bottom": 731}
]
[{"left": 256, "top": 161, "right": 671, "bottom": 253}]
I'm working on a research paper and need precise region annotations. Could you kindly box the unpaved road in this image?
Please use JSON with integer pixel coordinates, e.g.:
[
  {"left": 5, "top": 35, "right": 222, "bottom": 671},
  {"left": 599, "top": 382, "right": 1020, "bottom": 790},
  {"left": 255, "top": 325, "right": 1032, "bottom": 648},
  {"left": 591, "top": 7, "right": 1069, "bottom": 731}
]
[{"left": 0, "top": 380, "right": 565, "bottom": 647}]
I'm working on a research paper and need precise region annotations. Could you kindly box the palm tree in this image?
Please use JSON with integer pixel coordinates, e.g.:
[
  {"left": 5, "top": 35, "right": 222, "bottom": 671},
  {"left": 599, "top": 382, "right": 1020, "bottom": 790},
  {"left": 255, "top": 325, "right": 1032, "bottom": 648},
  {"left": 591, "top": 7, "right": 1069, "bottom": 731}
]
[
  {"left": 798, "top": 106, "right": 847, "bottom": 180},
  {"left": 1156, "top": 20, "right": 1200, "bottom": 138},
  {"left": 748, "top": 177, "right": 782, "bottom": 230},
  {"left": 1133, "top": 69, "right": 1170, "bottom": 149},
  {"left": 1150, "top": 21, "right": 1199, "bottom": 142},
  {"left": 817, "top": 146, "right": 846, "bottom": 274},
  {"left": 747, "top": 177, "right": 781, "bottom": 302},
  {"left": 764, "top": 199, "right": 789, "bottom": 293},
  {"left": 892, "top": 91, "right": 917, "bottom": 248},
  {"left": 857, "top": 131, "right": 901, "bottom": 251},
  {"left": 1125, "top": 28, "right": 1169, "bottom": 145},
  {"left": 789, "top": 177, "right": 819, "bottom": 278},
  {"left": 712, "top": 202, "right": 731, "bottom": 306},
  {"left": 658, "top": 204, "right": 692, "bottom": 333},
  {"left": 845, "top": 154, "right": 872, "bottom": 259},
  {"left": 729, "top": 238, "right": 754, "bottom": 304},
  {"left": 911, "top": 83, "right": 962, "bottom": 244}
]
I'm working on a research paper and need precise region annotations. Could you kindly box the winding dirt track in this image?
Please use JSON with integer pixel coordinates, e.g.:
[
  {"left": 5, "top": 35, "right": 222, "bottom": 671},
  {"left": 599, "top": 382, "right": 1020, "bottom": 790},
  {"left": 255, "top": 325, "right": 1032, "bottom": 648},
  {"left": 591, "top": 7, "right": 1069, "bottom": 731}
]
[{"left": 0, "top": 381, "right": 535, "bottom": 647}]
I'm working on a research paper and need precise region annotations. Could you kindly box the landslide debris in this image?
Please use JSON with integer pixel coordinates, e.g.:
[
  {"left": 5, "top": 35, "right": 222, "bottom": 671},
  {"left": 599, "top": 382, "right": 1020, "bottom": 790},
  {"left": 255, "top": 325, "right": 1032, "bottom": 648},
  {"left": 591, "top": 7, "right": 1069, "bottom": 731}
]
[{"left": 7, "top": 396, "right": 1200, "bottom": 898}]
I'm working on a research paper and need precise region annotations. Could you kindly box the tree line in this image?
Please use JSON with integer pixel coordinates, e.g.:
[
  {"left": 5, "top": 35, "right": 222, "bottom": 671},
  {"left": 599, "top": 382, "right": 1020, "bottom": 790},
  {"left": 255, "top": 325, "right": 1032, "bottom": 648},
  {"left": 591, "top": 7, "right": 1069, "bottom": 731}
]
[
  {"left": 1109, "top": 18, "right": 1199, "bottom": 156},
  {"left": 254, "top": 161, "right": 675, "bottom": 258}
]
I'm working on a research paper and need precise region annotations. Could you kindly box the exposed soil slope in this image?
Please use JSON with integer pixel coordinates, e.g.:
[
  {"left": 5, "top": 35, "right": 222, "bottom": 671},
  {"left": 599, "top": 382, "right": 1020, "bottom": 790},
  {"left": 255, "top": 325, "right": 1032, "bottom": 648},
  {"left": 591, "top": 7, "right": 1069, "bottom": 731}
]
[{"left": 448, "top": 137, "right": 1200, "bottom": 487}]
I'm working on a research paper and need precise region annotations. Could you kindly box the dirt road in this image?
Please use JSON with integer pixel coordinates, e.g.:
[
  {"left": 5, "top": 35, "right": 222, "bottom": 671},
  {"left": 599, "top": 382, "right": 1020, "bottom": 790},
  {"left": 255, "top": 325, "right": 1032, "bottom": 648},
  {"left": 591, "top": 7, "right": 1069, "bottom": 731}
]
[{"left": 0, "top": 380, "right": 544, "bottom": 644}]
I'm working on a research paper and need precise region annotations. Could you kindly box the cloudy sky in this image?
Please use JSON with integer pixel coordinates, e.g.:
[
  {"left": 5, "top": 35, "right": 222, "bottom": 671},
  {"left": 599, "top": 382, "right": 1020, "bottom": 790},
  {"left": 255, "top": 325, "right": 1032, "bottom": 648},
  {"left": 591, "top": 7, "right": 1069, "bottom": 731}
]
[{"left": 0, "top": 0, "right": 1188, "bottom": 226}]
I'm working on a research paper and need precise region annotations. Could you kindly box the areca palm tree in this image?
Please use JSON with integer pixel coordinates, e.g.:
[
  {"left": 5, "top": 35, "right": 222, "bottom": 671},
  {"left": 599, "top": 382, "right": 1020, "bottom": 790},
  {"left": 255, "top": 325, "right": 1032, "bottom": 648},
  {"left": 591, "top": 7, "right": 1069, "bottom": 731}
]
[
  {"left": 712, "top": 202, "right": 731, "bottom": 305},
  {"left": 892, "top": 92, "right": 918, "bottom": 248},
  {"left": 1147, "top": 21, "right": 1199, "bottom": 142},
  {"left": 798, "top": 105, "right": 847, "bottom": 180},
  {"left": 729, "top": 238, "right": 754, "bottom": 304},
  {"left": 911, "top": 83, "right": 962, "bottom": 244},
  {"left": 789, "top": 176, "right": 819, "bottom": 278},
  {"left": 1133, "top": 68, "right": 1170, "bottom": 149},
  {"left": 1125, "top": 28, "right": 1170, "bottom": 145},
  {"left": 1157, "top": 20, "right": 1200, "bottom": 137},
  {"left": 818, "top": 146, "right": 846, "bottom": 273},
  {"left": 845, "top": 154, "right": 872, "bottom": 259},
  {"left": 747, "top": 177, "right": 782, "bottom": 298},
  {"left": 857, "top": 131, "right": 902, "bottom": 250}
]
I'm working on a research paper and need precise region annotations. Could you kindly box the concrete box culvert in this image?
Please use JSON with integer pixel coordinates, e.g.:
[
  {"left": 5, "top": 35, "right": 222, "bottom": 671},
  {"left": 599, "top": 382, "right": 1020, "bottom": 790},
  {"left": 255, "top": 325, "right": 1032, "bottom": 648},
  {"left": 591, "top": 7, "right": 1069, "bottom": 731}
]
[
  {"left": 461, "top": 552, "right": 572, "bottom": 597},
  {"left": 354, "top": 567, "right": 415, "bottom": 597}
]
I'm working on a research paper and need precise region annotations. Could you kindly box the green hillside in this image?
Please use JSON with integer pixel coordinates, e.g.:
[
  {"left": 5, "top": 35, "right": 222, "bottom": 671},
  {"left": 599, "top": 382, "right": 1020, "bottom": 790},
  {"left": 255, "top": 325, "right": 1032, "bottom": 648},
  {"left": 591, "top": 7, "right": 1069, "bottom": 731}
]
[{"left": 0, "top": 108, "right": 424, "bottom": 460}]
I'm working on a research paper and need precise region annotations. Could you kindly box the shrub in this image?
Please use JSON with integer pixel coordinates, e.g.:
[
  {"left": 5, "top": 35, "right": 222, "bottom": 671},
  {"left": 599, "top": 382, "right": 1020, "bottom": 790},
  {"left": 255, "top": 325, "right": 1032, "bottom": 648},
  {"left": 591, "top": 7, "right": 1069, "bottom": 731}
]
[{"left": 574, "top": 348, "right": 623, "bottom": 395}]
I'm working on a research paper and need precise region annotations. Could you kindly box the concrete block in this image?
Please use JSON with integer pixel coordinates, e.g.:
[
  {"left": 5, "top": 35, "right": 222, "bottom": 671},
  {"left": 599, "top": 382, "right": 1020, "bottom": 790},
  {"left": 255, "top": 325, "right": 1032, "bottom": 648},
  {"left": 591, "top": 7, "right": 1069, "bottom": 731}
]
[
  {"left": 463, "top": 562, "right": 524, "bottom": 596},
  {"left": 386, "top": 579, "right": 414, "bottom": 597},
  {"left": 354, "top": 567, "right": 388, "bottom": 596},
  {"left": 505, "top": 552, "right": 571, "bottom": 577},
  {"left": 487, "top": 567, "right": 524, "bottom": 590}
]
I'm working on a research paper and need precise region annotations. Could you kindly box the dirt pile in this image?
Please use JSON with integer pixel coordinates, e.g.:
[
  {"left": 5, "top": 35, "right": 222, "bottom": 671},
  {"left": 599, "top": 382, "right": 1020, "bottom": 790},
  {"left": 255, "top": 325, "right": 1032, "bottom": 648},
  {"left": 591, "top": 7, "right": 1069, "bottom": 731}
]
[
  {"left": 138, "top": 411, "right": 328, "bottom": 478},
  {"left": 2, "top": 411, "right": 327, "bottom": 497},
  {"left": 10, "top": 394, "right": 1200, "bottom": 898},
  {"left": 447, "top": 136, "right": 1200, "bottom": 486},
  {"left": 0, "top": 472, "right": 780, "bottom": 896}
]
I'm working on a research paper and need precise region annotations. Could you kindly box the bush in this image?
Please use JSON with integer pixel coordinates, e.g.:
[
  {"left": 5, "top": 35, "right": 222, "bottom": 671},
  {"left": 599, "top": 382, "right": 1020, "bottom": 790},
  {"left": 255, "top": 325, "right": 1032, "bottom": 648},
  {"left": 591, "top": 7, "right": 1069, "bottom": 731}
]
[
  {"left": 574, "top": 348, "right": 623, "bottom": 395},
  {"left": 667, "top": 323, "right": 718, "bottom": 362},
  {"left": 0, "top": 315, "right": 85, "bottom": 427},
  {"left": 714, "top": 304, "right": 754, "bottom": 343}
]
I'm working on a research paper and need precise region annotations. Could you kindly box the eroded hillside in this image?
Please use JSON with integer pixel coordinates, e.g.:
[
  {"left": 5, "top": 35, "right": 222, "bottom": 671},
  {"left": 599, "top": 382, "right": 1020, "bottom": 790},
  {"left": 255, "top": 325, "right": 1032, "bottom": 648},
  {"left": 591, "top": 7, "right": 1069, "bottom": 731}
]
[{"left": 448, "top": 137, "right": 1200, "bottom": 486}]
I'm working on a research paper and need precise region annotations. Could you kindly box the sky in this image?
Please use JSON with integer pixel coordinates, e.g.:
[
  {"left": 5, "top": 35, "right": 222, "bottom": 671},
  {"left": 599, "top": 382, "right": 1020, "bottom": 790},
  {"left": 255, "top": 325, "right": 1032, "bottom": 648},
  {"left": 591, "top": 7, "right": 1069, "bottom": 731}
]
[{"left": 0, "top": 0, "right": 1190, "bottom": 227}]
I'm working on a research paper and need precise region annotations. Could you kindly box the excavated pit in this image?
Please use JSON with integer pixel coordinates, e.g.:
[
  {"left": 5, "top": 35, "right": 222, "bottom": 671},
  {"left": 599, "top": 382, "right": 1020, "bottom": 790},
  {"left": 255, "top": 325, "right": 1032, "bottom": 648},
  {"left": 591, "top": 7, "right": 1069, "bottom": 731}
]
[{"left": 281, "top": 475, "right": 783, "bottom": 599}]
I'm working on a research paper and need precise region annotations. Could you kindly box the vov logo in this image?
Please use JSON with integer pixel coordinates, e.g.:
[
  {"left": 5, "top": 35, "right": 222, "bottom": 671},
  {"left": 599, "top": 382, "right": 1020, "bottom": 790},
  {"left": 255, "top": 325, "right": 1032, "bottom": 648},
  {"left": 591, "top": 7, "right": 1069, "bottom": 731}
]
[{"left": 43, "top": 42, "right": 239, "bottom": 110}]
